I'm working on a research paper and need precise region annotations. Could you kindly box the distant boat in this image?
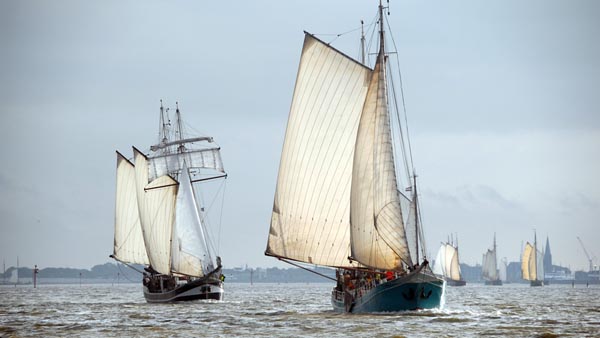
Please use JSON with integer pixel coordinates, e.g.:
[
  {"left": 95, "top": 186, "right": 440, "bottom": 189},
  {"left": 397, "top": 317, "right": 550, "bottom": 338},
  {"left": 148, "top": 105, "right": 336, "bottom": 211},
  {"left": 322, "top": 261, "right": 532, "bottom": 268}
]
[
  {"left": 433, "top": 241, "right": 466, "bottom": 286},
  {"left": 482, "top": 234, "right": 502, "bottom": 285},
  {"left": 266, "top": 1, "right": 444, "bottom": 313},
  {"left": 112, "top": 101, "right": 227, "bottom": 302},
  {"left": 522, "top": 231, "right": 544, "bottom": 287},
  {"left": 9, "top": 268, "right": 18, "bottom": 285}
]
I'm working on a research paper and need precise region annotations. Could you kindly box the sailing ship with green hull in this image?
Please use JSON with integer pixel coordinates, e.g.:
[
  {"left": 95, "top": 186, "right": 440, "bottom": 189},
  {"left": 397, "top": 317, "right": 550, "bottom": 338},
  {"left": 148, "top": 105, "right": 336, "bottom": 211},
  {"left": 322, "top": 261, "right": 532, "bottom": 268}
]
[
  {"left": 265, "top": 1, "right": 444, "bottom": 313},
  {"left": 112, "top": 102, "right": 227, "bottom": 302}
]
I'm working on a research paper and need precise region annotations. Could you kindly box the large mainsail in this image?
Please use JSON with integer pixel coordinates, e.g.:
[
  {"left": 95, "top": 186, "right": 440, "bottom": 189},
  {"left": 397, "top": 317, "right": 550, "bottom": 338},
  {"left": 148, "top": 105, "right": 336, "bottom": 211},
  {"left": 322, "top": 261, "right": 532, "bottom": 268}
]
[
  {"left": 482, "top": 249, "right": 498, "bottom": 280},
  {"left": 522, "top": 242, "right": 535, "bottom": 281},
  {"left": 134, "top": 147, "right": 178, "bottom": 275},
  {"left": 350, "top": 40, "right": 412, "bottom": 270},
  {"left": 266, "top": 33, "right": 372, "bottom": 267},
  {"left": 113, "top": 152, "right": 149, "bottom": 265},
  {"left": 171, "top": 162, "right": 214, "bottom": 277},
  {"left": 448, "top": 244, "right": 461, "bottom": 280}
]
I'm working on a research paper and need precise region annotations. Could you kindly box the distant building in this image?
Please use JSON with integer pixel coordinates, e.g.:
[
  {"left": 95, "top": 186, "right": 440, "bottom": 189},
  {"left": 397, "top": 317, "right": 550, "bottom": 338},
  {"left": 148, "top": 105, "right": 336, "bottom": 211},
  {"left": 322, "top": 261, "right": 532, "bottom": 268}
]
[
  {"left": 506, "top": 261, "right": 522, "bottom": 283},
  {"left": 459, "top": 263, "right": 482, "bottom": 283},
  {"left": 543, "top": 236, "right": 553, "bottom": 273}
]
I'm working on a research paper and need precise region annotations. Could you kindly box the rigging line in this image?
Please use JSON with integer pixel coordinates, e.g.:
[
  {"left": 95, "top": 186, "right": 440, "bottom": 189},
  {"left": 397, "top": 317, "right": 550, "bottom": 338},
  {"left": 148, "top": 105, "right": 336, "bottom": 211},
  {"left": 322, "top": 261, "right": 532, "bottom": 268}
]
[
  {"left": 203, "top": 177, "right": 227, "bottom": 256},
  {"left": 277, "top": 257, "right": 336, "bottom": 282},
  {"left": 385, "top": 15, "right": 415, "bottom": 173},
  {"left": 317, "top": 23, "right": 374, "bottom": 45},
  {"left": 216, "top": 179, "right": 227, "bottom": 255},
  {"left": 387, "top": 61, "right": 412, "bottom": 185},
  {"left": 116, "top": 262, "right": 141, "bottom": 283}
]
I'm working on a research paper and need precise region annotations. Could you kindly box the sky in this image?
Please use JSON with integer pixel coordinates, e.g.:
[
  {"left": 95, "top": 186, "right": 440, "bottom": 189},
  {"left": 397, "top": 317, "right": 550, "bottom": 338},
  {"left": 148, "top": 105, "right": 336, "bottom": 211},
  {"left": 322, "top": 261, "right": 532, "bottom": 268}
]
[{"left": 1, "top": 0, "right": 598, "bottom": 272}]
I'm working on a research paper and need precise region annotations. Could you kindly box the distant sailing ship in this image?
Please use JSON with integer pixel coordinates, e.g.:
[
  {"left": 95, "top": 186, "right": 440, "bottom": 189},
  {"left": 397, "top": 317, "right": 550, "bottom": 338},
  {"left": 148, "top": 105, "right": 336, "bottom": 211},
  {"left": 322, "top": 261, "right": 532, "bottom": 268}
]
[
  {"left": 522, "top": 231, "right": 544, "bottom": 287},
  {"left": 482, "top": 234, "right": 502, "bottom": 285},
  {"left": 112, "top": 101, "right": 227, "bottom": 302},
  {"left": 265, "top": 1, "right": 444, "bottom": 313},
  {"left": 433, "top": 239, "right": 466, "bottom": 286}
]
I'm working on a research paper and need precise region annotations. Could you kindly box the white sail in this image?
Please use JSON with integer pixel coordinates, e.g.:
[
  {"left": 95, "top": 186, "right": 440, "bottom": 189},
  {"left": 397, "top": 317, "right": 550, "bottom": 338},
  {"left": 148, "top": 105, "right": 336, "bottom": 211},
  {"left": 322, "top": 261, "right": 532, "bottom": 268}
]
[
  {"left": 9, "top": 268, "right": 17, "bottom": 284},
  {"left": 432, "top": 243, "right": 461, "bottom": 281},
  {"left": 499, "top": 259, "right": 507, "bottom": 281},
  {"left": 522, "top": 242, "right": 535, "bottom": 281},
  {"left": 432, "top": 244, "right": 445, "bottom": 276},
  {"left": 482, "top": 248, "right": 498, "bottom": 281},
  {"left": 266, "top": 33, "right": 372, "bottom": 267},
  {"left": 113, "top": 152, "right": 149, "bottom": 265},
  {"left": 171, "top": 162, "right": 214, "bottom": 277},
  {"left": 399, "top": 191, "right": 419, "bottom": 264},
  {"left": 447, "top": 244, "right": 461, "bottom": 281},
  {"left": 536, "top": 248, "right": 544, "bottom": 281},
  {"left": 350, "top": 49, "right": 412, "bottom": 270},
  {"left": 148, "top": 147, "right": 224, "bottom": 181},
  {"left": 134, "top": 148, "right": 178, "bottom": 275}
]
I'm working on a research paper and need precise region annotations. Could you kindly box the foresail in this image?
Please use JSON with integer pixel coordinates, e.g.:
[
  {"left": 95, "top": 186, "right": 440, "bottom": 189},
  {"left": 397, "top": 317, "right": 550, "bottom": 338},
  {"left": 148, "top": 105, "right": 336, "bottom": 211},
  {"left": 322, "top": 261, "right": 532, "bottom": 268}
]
[
  {"left": 432, "top": 244, "right": 445, "bottom": 276},
  {"left": 148, "top": 147, "right": 224, "bottom": 181},
  {"left": 113, "top": 152, "right": 149, "bottom": 265},
  {"left": 134, "top": 148, "right": 178, "bottom": 275},
  {"left": 399, "top": 191, "right": 418, "bottom": 264},
  {"left": 350, "top": 51, "right": 412, "bottom": 270},
  {"left": 266, "top": 33, "right": 372, "bottom": 268},
  {"left": 171, "top": 162, "right": 214, "bottom": 277},
  {"left": 536, "top": 249, "right": 544, "bottom": 280}
]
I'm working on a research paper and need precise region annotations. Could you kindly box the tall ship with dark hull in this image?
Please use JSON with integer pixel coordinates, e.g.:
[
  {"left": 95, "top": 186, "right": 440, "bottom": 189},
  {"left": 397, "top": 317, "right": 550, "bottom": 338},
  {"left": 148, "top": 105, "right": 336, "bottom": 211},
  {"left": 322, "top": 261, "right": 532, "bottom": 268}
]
[
  {"left": 482, "top": 234, "right": 502, "bottom": 286},
  {"left": 112, "top": 101, "right": 227, "bottom": 302},
  {"left": 433, "top": 239, "right": 467, "bottom": 287},
  {"left": 265, "top": 1, "right": 444, "bottom": 313}
]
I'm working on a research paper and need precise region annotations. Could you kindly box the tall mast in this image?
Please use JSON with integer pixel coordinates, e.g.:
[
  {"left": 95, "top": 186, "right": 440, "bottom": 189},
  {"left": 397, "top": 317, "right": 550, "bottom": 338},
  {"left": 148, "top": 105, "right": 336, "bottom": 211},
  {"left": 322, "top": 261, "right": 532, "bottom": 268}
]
[
  {"left": 534, "top": 230, "right": 538, "bottom": 281},
  {"left": 159, "top": 100, "right": 168, "bottom": 146},
  {"left": 360, "top": 20, "right": 366, "bottom": 64},
  {"left": 378, "top": 0, "right": 385, "bottom": 57},
  {"left": 413, "top": 174, "right": 419, "bottom": 263},
  {"left": 175, "top": 102, "right": 185, "bottom": 154}
]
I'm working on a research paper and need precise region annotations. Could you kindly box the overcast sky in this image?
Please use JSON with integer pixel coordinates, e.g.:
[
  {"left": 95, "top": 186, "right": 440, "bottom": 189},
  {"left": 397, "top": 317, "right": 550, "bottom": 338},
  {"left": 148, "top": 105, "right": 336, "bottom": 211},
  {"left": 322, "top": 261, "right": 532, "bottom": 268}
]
[{"left": 1, "top": 0, "right": 598, "bottom": 272}]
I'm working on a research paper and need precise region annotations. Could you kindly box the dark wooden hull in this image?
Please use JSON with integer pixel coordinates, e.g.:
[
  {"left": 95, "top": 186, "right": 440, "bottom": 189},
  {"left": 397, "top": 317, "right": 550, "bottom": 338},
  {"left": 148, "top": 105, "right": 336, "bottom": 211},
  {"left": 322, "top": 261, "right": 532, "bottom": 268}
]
[
  {"left": 143, "top": 275, "right": 223, "bottom": 303},
  {"left": 530, "top": 279, "right": 543, "bottom": 287},
  {"left": 446, "top": 279, "right": 467, "bottom": 286},
  {"left": 484, "top": 279, "right": 503, "bottom": 286}
]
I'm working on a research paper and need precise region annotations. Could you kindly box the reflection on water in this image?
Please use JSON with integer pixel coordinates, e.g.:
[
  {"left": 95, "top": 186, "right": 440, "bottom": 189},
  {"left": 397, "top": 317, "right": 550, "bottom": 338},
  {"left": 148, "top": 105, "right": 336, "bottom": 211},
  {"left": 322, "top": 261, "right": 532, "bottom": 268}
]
[{"left": 0, "top": 282, "right": 599, "bottom": 337}]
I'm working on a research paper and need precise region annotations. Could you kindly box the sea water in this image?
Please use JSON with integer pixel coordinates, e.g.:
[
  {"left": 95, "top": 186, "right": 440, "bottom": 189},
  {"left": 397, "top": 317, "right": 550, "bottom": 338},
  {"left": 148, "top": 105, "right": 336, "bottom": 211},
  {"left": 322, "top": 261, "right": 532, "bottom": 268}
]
[{"left": 1, "top": 282, "right": 598, "bottom": 337}]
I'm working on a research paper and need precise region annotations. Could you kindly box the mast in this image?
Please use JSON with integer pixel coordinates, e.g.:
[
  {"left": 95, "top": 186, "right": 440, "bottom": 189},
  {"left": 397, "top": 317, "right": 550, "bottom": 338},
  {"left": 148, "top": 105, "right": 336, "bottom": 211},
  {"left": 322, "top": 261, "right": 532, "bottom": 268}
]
[
  {"left": 159, "top": 100, "right": 169, "bottom": 145},
  {"left": 534, "top": 230, "right": 538, "bottom": 281},
  {"left": 493, "top": 232, "right": 497, "bottom": 280},
  {"left": 413, "top": 174, "right": 419, "bottom": 263},
  {"left": 175, "top": 102, "right": 185, "bottom": 154},
  {"left": 378, "top": 0, "right": 385, "bottom": 57},
  {"left": 360, "top": 20, "right": 366, "bottom": 64}
]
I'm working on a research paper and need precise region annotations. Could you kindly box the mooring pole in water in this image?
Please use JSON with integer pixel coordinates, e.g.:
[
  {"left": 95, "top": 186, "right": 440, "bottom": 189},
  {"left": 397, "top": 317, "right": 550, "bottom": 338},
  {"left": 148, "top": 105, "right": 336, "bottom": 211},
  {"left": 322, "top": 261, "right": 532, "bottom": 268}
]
[
  {"left": 33, "top": 265, "right": 39, "bottom": 288},
  {"left": 79, "top": 272, "right": 82, "bottom": 287}
]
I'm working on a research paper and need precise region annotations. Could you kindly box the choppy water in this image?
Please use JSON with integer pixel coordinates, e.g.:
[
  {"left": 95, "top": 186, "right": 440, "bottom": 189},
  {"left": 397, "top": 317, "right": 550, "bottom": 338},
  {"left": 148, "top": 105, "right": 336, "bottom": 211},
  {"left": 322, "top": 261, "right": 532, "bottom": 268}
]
[{"left": 1, "top": 282, "right": 598, "bottom": 337}]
